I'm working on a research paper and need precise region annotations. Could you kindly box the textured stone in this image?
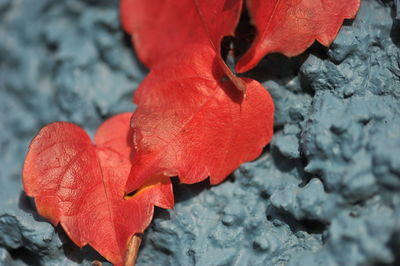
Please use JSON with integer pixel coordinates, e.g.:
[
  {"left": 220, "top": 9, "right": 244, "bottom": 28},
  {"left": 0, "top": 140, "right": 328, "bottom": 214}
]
[{"left": 0, "top": 0, "right": 399, "bottom": 265}]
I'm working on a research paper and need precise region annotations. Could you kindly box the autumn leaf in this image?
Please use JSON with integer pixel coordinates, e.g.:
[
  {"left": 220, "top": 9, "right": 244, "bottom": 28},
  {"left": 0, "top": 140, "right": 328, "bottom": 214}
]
[
  {"left": 23, "top": 113, "right": 174, "bottom": 265},
  {"left": 125, "top": 45, "right": 274, "bottom": 193},
  {"left": 120, "top": 0, "right": 242, "bottom": 67},
  {"left": 120, "top": 0, "right": 246, "bottom": 91},
  {"left": 236, "top": 0, "right": 361, "bottom": 73}
]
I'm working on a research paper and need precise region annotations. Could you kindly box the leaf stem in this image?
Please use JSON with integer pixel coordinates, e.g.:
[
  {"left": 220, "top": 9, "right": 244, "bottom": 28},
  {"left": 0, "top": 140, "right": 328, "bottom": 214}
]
[{"left": 125, "top": 234, "right": 142, "bottom": 266}]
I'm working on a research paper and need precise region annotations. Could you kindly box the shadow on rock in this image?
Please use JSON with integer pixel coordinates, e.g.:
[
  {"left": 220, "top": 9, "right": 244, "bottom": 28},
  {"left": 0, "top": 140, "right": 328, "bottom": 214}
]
[
  {"left": 18, "top": 192, "right": 109, "bottom": 265},
  {"left": 266, "top": 205, "right": 327, "bottom": 236},
  {"left": 172, "top": 177, "right": 211, "bottom": 205},
  {"left": 390, "top": 1, "right": 400, "bottom": 47},
  {"left": 390, "top": 20, "right": 400, "bottom": 48},
  {"left": 8, "top": 247, "right": 41, "bottom": 266},
  {"left": 57, "top": 227, "right": 109, "bottom": 265},
  {"left": 18, "top": 192, "right": 47, "bottom": 223},
  {"left": 151, "top": 177, "right": 211, "bottom": 222}
]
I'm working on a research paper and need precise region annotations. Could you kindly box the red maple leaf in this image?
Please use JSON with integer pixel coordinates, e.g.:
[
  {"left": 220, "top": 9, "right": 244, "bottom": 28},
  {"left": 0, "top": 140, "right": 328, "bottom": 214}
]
[
  {"left": 120, "top": 0, "right": 246, "bottom": 91},
  {"left": 125, "top": 45, "right": 274, "bottom": 193},
  {"left": 23, "top": 113, "right": 174, "bottom": 265},
  {"left": 236, "top": 0, "right": 360, "bottom": 73}
]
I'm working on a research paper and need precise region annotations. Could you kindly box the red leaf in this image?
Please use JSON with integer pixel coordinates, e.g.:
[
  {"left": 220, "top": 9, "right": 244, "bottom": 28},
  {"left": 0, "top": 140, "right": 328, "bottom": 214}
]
[
  {"left": 120, "top": 0, "right": 242, "bottom": 67},
  {"left": 125, "top": 45, "right": 274, "bottom": 193},
  {"left": 23, "top": 113, "right": 174, "bottom": 265},
  {"left": 236, "top": 0, "right": 360, "bottom": 73},
  {"left": 120, "top": 0, "right": 246, "bottom": 91}
]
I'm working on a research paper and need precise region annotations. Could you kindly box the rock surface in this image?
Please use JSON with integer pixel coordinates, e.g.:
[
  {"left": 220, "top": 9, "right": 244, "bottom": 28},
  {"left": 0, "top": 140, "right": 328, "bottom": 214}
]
[{"left": 0, "top": 0, "right": 399, "bottom": 265}]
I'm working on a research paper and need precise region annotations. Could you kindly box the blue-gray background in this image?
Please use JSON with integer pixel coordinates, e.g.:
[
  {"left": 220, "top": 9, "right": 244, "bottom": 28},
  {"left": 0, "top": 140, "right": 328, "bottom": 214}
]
[{"left": 0, "top": 0, "right": 399, "bottom": 265}]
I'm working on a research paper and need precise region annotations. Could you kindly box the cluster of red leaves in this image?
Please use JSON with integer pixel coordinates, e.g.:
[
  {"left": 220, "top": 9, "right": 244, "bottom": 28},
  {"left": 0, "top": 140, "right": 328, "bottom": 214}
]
[{"left": 23, "top": 0, "right": 359, "bottom": 265}]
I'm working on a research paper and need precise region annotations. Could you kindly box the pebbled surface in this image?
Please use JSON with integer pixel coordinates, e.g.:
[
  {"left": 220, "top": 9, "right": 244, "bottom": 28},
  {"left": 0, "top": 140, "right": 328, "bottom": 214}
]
[{"left": 0, "top": 0, "right": 399, "bottom": 265}]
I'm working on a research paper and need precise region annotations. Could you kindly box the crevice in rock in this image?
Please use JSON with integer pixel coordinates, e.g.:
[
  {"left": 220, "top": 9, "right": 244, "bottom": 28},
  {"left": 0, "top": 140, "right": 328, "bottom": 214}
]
[
  {"left": 9, "top": 247, "right": 41, "bottom": 266},
  {"left": 266, "top": 205, "right": 327, "bottom": 236}
]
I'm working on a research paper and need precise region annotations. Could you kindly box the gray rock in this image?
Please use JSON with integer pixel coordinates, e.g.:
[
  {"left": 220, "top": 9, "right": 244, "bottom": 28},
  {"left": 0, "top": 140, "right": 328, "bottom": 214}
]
[{"left": 0, "top": 0, "right": 399, "bottom": 265}]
